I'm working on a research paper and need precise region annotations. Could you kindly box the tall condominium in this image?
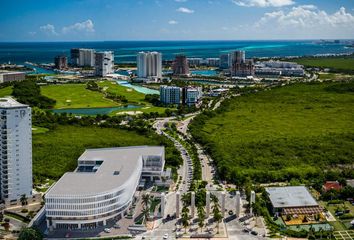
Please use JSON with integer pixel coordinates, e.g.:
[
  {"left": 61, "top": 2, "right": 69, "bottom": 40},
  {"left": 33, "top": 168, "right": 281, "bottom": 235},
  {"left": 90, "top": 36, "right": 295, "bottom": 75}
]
[
  {"left": 219, "top": 54, "right": 230, "bottom": 69},
  {"left": 230, "top": 50, "right": 255, "bottom": 77},
  {"left": 0, "top": 98, "right": 32, "bottom": 205},
  {"left": 160, "top": 85, "right": 181, "bottom": 105},
  {"left": 172, "top": 55, "right": 190, "bottom": 76},
  {"left": 95, "top": 51, "right": 114, "bottom": 77},
  {"left": 54, "top": 55, "right": 67, "bottom": 70},
  {"left": 70, "top": 48, "right": 95, "bottom": 67},
  {"left": 137, "top": 52, "right": 162, "bottom": 79}
]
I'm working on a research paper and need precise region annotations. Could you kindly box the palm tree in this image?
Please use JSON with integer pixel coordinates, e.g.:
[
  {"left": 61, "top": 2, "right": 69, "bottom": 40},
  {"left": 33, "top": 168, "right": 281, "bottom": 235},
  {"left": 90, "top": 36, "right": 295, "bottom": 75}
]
[
  {"left": 20, "top": 194, "right": 28, "bottom": 206},
  {"left": 181, "top": 206, "right": 190, "bottom": 234},
  {"left": 181, "top": 193, "right": 190, "bottom": 207},
  {"left": 197, "top": 205, "right": 205, "bottom": 233},
  {"left": 212, "top": 197, "right": 222, "bottom": 234},
  {"left": 141, "top": 193, "right": 151, "bottom": 225}
]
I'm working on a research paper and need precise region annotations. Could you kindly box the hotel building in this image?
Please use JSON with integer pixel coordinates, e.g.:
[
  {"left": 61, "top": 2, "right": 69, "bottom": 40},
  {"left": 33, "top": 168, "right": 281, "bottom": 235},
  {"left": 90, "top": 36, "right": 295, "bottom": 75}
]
[
  {"left": 45, "top": 146, "right": 167, "bottom": 230},
  {"left": 95, "top": 51, "right": 114, "bottom": 77},
  {"left": 182, "top": 87, "right": 202, "bottom": 106},
  {"left": 0, "top": 98, "right": 32, "bottom": 205},
  {"left": 137, "top": 52, "right": 162, "bottom": 80},
  {"left": 0, "top": 72, "right": 25, "bottom": 83}
]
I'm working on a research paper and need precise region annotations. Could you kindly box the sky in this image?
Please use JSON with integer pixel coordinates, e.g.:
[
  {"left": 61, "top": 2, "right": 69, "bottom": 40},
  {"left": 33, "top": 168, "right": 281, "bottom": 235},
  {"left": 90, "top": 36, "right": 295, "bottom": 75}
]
[{"left": 0, "top": 0, "right": 354, "bottom": 41}]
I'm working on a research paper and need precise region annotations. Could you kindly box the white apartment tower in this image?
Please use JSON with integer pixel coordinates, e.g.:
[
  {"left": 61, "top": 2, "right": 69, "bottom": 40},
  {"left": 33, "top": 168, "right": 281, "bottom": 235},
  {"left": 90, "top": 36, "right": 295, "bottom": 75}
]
[
  {"left": 137, "top": 52, "right": 162, "bottom": 79},
  {"left": 79, "top": 49, "right": 95, "bottom": 67},
  {"left": 95, "top": 51, "right": 114, "bottom": 77},
  {"left": 0, "top": 97, "right": 32, "bottom": 204}
]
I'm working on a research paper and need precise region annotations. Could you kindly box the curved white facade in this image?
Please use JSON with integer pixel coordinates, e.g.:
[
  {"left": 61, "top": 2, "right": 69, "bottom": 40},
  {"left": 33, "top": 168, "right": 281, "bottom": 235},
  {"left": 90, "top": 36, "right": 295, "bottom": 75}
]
[{"left": 45, "top": 146, "right": 164, "bottom": 230}]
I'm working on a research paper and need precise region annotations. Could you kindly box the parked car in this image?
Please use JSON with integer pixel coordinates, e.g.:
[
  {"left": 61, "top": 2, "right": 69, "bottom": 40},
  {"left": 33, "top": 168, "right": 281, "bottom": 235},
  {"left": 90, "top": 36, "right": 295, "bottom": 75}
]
[
  {"left": 163, "top": 233, "right": 169, "bottom": 239},
  {"left": 104, "top": 228, "right": 111, "bottom": 233},
  {"left": 113, "top": 224, "right": 120, "bottom": 229},
  {"left": 251, "top": 230, "right": 258, "bottom": 236}
]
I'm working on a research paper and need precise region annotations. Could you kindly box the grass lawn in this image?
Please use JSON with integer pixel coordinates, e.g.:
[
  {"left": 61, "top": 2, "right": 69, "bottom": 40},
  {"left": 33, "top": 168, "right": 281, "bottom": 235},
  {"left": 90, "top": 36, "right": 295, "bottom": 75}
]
[
  {"left": 98, "top": 80, "right": 146, "bottom": 103},
  {"left": 32, "top": 125, "right": 177, "bottom": 183},
  {"left": 190, "top": 82, "right": 354, "bottom": 182},
  {"left": 32, "top": 126, "right": 49, "bottom": 134},
  {"left": 293, "top": 56, "right": 354, "bottom": 72},
  {"left": 41, "top": 84, "right": 120, "bottom": 109},
  {"left": 0, "top": 86, "right": 13, "bottom": 97},
  {"left": 319, "top": 201, "right": 354, "bottom": 231}
]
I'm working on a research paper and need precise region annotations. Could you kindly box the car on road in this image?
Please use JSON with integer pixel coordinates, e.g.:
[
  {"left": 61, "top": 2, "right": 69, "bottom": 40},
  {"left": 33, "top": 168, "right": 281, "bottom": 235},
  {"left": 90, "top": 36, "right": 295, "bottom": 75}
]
[
  {"left": 228, "top": 210, "right": 234, "bottom": 215},
  {"left": 104, "top": 228, "right": 111, "bottom": 233},
  {"left": 113, "top": 224, "right": 120, "bottom": 229},
  {"left": 163, "top": 233, "right": 169, "bottom": 239},
  {"left": 251, "top": 230, "right": 258, "bottom": 236}
]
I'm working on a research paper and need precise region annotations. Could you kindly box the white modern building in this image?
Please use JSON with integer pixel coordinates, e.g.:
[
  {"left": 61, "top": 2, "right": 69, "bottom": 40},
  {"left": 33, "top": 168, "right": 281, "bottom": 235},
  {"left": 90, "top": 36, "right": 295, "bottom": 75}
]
[
  {"left": 0, "top": 72, "right": 26, "bottom": 83},
  {"left": 95, "top": 51, "right": 114, "bottom": 77},
  {"left": 182, "top": 87, "right": 202, "bottom": 106},
  {"left": 256, "top": 60, "right": 305, "bottom": 77},
  {"left": 137, "top": 52, "right": 162, "bottom": 81},
  {"left": 160, "top": 85, "right": 181, "bottom": 105},
  {"left": 0, "top": 98, "right": 32, "bottom": 205},
  {"left": 45, "top": 146, "right": 168, "bottom": 230}
]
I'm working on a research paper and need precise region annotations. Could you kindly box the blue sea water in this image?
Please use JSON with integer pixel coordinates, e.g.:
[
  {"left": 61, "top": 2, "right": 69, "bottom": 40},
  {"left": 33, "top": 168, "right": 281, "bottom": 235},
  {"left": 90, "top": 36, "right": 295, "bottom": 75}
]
[{"left": 0, "top": 41, "right": 353, "bottom": 64}]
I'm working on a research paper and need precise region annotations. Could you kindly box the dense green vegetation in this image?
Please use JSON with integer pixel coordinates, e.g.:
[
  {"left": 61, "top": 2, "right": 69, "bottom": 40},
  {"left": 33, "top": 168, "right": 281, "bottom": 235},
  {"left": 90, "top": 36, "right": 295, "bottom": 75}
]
[
  {"left": 32, "top": 125, "right": 182, "bottom": 183},
  {"left": 41, "top": 84, "right": 119, "bottom": 109},
  {"left": 0, "top": 86, "right": 12, "bottom": 97},
  {"left": 292, "top": 55, "right": 354, "bottom": 73},
  {"left": 11, "top": 80, "right": 56, "bottom": 108},
  {"left": 190, "top": 82, "right": 354, "bottom": 184}
]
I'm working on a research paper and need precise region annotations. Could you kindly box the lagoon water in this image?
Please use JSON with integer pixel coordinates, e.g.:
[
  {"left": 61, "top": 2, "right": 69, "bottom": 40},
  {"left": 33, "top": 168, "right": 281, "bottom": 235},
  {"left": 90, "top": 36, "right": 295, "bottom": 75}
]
[
  {"left": 0, "top": 41, "right": 352, "bottom": 64},
  {"left": 117, "top": 80, "right": 159, "bottom": 95}
]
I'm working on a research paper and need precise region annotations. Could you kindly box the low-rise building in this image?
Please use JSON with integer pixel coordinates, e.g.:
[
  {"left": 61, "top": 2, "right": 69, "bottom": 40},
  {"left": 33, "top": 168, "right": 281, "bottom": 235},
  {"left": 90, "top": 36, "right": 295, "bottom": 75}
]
[
  {"left": 45, "top": 146, "right": 169, "bottom": 231},
  {"left": 0, "top": 72, "right": 25, "bottom": 83},
  {"left": 182, "top": 86, "right": 202, "bottom": 106},
  {"left": 322, "top": 181, "right": 342, "bottom": 192},
  {"left": 266, "top": 186, "right": 322, "bottom": 215}
]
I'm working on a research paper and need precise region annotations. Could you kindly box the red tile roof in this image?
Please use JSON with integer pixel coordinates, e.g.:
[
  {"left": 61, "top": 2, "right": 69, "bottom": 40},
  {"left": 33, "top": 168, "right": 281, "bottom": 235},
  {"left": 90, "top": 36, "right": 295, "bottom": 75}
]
[{"left": 323, "top": 181, "right": 342, "bottom": 192}]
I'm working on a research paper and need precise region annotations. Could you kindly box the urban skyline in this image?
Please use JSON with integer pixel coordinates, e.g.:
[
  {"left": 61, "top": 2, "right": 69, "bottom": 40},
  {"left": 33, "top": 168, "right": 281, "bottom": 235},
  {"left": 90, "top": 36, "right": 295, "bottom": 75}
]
[{"left": 1, "top": 0, "right": 354, "bottom": 41}]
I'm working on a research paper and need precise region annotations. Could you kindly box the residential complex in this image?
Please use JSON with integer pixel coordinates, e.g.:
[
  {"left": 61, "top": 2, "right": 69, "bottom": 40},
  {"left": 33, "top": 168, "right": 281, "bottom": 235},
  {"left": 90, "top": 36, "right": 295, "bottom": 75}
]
[
  {"left": 160, "top": 85, "right": 181, "bottom": 105},
  {"left": 137, "top": 51, "right": 162, "bottom": 81},
  {"left": 45, "top": 146, "right": 167, "bottom": 230},
  {"left": 0, "top": 98, "right": 32, "bottom": 205},
  {"left": 70, "top": 48, "right": 95, "bottom": 67},
  {"left": 95, "top": 51, "right": 114, "bottom": 77},
  {"left": 0, "top": 72, "right": 25, "bottom": 83},
  {"left": 54, "top": 55, "right": 68, "bottom": 70},
  {"left": 172, "top": 55, "right": 190, "bottom": 76}
]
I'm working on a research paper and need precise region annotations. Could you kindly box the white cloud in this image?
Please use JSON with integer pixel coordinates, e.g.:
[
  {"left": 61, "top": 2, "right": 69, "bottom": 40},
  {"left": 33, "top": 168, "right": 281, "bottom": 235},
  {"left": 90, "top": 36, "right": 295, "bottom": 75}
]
[
  {"left": 176, "top": 7, "right": 194, "bottom": 13},
  {"left": 256, "top": 6, "right": 354, "bottom": 28},
  {"left": 168, "top": 20, "right": 179, "bottom": 25},
  {"left": 39, "top": 24, "right": 58, "bottom": 35},
  {"left": 232, "top": 0, "right": 295, "bottom": 8},
  {"left": 62, "top": 19, "right": 95, "bottom": 34}
]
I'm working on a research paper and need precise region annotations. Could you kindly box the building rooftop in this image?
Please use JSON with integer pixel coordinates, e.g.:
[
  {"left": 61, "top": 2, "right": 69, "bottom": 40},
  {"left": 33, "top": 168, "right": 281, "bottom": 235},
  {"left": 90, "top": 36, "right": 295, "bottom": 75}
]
[
  {"left": 266, "top": 186, "right": 318, "bottom": 209},
  {"left": 46, "top": 146, "right": 164, "bottom": 197},
  {"left": 0, "top": 71, "right": 25, "bottom": 75},
  {"left": 0, "top": 97, "right": 28, "bottom": 108}
]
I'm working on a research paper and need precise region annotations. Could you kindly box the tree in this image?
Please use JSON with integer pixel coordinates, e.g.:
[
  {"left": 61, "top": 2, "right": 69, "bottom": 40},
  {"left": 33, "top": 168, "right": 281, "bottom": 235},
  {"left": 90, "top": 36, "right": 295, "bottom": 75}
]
[
  {"left": 197, "top": 205, "right": 205, "bottom": 233},
  {"left": 181, "top": 206, "right": 190, "bottom": 233},
  {"left": 211, "top": 195, "right": 223, "bottom": 233},
  {"left": 18, "top": 227, "right": 43, "bottom": 240},
  {"left": 20, "top": 194, "right": 28, "bottom": 206},
  {"left": 141, "top": 193, "right": 151, "bottom": 225}
]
